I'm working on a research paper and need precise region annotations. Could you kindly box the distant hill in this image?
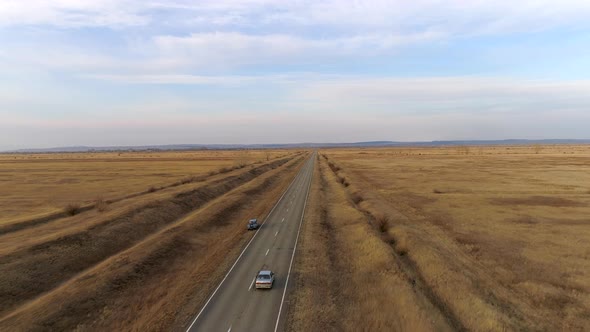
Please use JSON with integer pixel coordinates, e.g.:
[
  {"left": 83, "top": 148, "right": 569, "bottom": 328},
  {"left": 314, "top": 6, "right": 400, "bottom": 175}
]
[{"left": 5, "top": 139, "right": 590, "bottom": 153}]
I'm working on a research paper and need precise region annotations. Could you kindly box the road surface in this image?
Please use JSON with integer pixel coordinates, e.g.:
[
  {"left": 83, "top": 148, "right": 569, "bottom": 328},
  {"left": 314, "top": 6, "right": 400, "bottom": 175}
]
[{"left": 186, "top": 152, "right": 315, "bottom": 332}]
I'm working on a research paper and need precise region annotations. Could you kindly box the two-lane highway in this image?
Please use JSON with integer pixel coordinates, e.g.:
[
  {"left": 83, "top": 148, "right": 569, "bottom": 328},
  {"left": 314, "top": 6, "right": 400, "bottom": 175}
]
[{"left": 186, "top": 152, "right": 315, "bottom": 332}]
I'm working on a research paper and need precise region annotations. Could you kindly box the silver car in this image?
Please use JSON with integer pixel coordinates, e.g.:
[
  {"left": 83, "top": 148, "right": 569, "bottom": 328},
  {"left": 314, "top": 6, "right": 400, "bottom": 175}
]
[{"left": 255, "top": 270, "right": 275, "bottom": 289}]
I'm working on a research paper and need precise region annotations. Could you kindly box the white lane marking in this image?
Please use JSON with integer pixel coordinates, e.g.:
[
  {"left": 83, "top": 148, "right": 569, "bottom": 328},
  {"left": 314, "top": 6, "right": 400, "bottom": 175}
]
[
  {"left": 275, "top": 231, "right": 279, "bottom": 237},
  {"left": 274, "top": 154, "right": 314, "bottom": 332},
  {"left": 228, "top": 326, "right": 232, "bottom": 332},
  {"left": 249, "top": 277, "right": 255, "bottom": 291},
  {"left": 186, "top": 157, "right": 307, "bottom": 331},
  {"left": 265, "top": 248, "right": 270, "bottom": 256},
  {"left": 282, "top": 218, "right": 285, "bottom": 223}
]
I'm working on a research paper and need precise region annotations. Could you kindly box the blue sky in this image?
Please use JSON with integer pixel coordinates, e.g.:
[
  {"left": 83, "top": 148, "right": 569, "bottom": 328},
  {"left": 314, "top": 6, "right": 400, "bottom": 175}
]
[{"left": 1, "top": 0, "right": 590, "bottom": 150}]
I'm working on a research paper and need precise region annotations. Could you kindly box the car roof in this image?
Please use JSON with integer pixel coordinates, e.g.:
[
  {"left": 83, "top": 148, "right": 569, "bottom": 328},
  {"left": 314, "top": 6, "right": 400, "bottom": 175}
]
[
  {"left": 258, "top": 270, "right": 272, "bottom": 275},
  {"left": 249, "top": 218, "right": 258, "bottom": 222}
]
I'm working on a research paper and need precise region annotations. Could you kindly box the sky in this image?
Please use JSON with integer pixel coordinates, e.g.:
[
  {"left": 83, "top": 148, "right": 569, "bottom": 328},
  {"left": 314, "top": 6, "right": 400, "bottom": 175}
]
[{"left": 1, "top": 0, "right": 590, "bottom": 150}]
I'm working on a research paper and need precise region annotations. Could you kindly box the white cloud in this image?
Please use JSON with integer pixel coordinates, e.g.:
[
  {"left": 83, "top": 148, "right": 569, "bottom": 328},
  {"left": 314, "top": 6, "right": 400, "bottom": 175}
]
[
  {"left": 292, "top": 76, "right": 590, "bottom": 115},
  {"left": 2, "top": 1, "right": 590, "bottom": 73},
  {"left": 151, "top": 31, "right": 443, "bottom": 69},
  {"left": 2, "top": 0, "right": 590, "bottom": 34},
  {"left": 0, "top": 0, "right": 148, "bottom": 27},
  {"left": 1, "top": 1, "right": 590, "bottom": 149}
]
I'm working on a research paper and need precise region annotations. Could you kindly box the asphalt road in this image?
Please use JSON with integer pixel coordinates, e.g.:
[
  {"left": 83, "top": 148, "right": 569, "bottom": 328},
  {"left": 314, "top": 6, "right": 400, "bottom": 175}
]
[{"left": 186, "top": 152, "right": 315, "bottom": 332}]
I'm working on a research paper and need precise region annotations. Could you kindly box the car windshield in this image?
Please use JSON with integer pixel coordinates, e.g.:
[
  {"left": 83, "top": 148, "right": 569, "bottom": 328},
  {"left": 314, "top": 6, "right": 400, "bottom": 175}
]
[{"left": 258, "top": 274, "right": 270, "bottom": 280}]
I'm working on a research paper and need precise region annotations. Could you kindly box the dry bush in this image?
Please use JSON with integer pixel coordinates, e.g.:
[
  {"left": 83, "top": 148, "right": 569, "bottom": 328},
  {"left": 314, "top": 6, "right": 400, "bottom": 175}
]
[
  {"left": 64, "top": 203, "right": 81, "bottom": 216},
  {"left": 350, "top": 191, "right": 364, "bottom": 205},
  {"left": 147, "top": 186, "right": 158, "bottom": 193},
  {"left": 433, "top": 189, "right": 445, "bottom": 194},
  {"left": 180, "top": 177, "right": 195, "bottom": 185},
  {"left": 327, "top": 161, "right": 341, "bottom": 173},
  {"left": 95, "top": 198, "right": 108, "bottom": 212},
  {"left": 389, "top": 228, "right": 409, "bottom": 256},
  {"left": 375, "top": 214, "right": 390, "bottom": 233},
  {"left": 218, "top": 167, "right": 232, "bottom": 174},
  {"left": 337, "top": 175, "right": 349, "bottom": 187}
]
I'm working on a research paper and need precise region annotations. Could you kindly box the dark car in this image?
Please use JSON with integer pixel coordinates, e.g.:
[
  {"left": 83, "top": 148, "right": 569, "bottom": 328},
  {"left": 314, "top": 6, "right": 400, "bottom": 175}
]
[{"left": 247, "top": 218, "right": 260, "bottom": 230}]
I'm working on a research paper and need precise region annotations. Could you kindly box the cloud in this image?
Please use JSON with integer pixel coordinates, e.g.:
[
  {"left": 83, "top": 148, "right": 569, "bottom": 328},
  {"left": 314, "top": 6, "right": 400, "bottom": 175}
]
[
  {"left": 1, "top": 1, "right": 590, "bottom": 149},
  {"left": 2, "top": 0, "right": 590, "bottom": 34},
  {"left": 151, "top": 31, "right": 443, "bottom": 69},
  {"left": 0, "top": 0, "right": 148, "bottom": 27},
  {"left": 292, "top": 76, "right": 590, "bottom": 115},
  {"left": 2, "top": 1, "right": 590, "bottom": 74}
]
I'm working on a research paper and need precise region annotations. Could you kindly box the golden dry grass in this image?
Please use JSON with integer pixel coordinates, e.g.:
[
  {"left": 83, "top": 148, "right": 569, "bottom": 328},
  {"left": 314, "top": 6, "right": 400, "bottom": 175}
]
[
  {"left": 0, "top": 150, "right": 307, "bottom": 330},
  {"left": 288, "top": 153, "right": 454, "bottom": 331},
  {"left": 0, "top": 149, "right": 291, "bottom": 224},
  {"left": 319, "top": 144, "right": 590, "bottom": 331}
]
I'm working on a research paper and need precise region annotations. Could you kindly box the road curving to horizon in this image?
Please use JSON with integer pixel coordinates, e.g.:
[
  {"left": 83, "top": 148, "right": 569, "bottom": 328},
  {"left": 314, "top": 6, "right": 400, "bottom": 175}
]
[{"left": 185, "top": 151, "right": 316, "bottom": 332}]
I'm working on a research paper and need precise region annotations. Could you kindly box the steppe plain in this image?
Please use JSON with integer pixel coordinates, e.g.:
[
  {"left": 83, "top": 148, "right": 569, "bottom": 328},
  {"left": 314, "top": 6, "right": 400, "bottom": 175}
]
[
  {"left": 289, "top": 145, "right": 590, "bottom": 331},
  {"left": 0, "top": 149, "right": 306, "bottom": 330},
  {"left": 1, "top": 145, "right": 588, "bottom": 331}
]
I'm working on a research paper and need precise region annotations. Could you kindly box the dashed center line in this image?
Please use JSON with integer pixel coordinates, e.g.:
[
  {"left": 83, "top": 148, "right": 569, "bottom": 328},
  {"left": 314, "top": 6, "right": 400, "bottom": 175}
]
[
  {"left": 275, "top": 231, "right": 279, "bottom": 237},
  {"left": 228, "top": 326, "right": 232, "bottom": 332},
  {"left": 265, "top": 248, "right": 270, "bottom": 256},
  {"left": 248, "top": 278, "right": 255, "bottom": 291},
  {"left": 282, "top": 218, "right": 285, "bottom": 222}
]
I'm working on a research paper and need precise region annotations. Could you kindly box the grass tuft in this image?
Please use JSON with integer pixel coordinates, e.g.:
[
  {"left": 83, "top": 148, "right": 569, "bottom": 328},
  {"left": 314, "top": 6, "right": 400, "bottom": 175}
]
[
  {"left": 95, "top": 198, "right": 108, "bottom": 212},
  {"left": 64, "top": 203, "right": 81, "bottom": 216},
  {"left": 328, "top": 161, "right": 341, "bottom": 173},
  {"left": 219, "top": 167, "right": 232, "bottom": 174},
  {"left": 375, "top": 214, "right": 390, "bottom": 232},
  {"left": 350, "top": 191, "right": 364, "bottom": 205}
]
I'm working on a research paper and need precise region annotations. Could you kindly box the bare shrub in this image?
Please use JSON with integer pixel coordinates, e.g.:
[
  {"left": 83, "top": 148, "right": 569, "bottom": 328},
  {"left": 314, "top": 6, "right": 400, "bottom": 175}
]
[
  {"left": 457, "top": 145, "right": 470, "bottom": 155},
  {"left": 337, "top": 175, "right": 349, "bottom": 186},
  {"left": 147, "top": 186, "right": 158, "bottom": 193},
  {"left": 394, "top": 234, "right": 408, "bottom": 255},
  {"left": 219, "top": 167, "right": 232, "bottom": 174},
  {"left": 382, "top": 231, "right": 396, "bottom": 245},
  {"left": 95, "top": 198, "right": 108, "bottom": 212},
  {"left": 208, "top": 170, "right": 218, "bottom": 176},
  {"left": 433, "top": 189, "right": 444, "bottom": 194},
  {"left": 64, "top": 203, "right": 81, "bottom": 216},
  {"left": 375, "top": 214, "right": 389, "bottom": 233},
  {"left": 350, "top": 192, "right": 364, "bottom": 205},
  {"left": 179, "top": 177, "right": 195, "bottom": 185},
  {"left": 328, "top": 162, "right": 341, "bottom": 173}
]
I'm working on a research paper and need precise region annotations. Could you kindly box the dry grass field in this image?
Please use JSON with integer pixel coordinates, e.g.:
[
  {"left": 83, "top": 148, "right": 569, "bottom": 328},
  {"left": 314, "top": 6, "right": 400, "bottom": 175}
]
[
  {"left": 288, "top": 153, "right": 454, "bottom": 331},
  {"left": 0, "top": 149, "right": 307, "bottom": 330},
  {"left": 290, "top": 145, "right": 589, "bottom": 331},
  {"left": 0, "top": 149, "right": 290, "bottom": 224}
]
